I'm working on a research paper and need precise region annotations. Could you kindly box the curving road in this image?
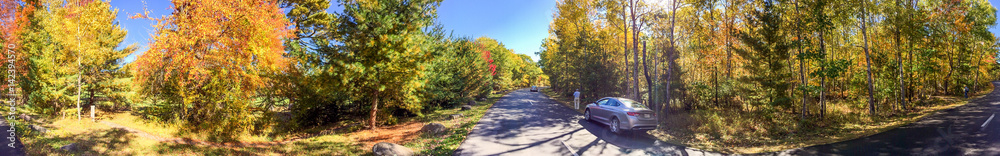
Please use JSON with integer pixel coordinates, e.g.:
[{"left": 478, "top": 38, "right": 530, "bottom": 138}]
[
  {"left": 456, "top": 82, "right": 1000, "bottom": 156},
  {"left": 454, "top": 88, "right": 722, "bottom": 156},
  {"left": 0, "top": 118, "right": 26, "bottom": 155},
  {"left": 773, "top": 81, "right": 1000, "bottom": 156}
]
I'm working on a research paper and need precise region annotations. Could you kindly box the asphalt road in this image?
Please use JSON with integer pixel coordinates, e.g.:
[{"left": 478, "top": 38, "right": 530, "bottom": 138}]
[
  {"left": 454, "top": 88, "right": 722, "bottom": 156},
  {"left": 0, "top": 118, "right": 26, "bottom": 155},
  {"left": 456, "top": 82, "right": 1000, "bottom": 156},
  {"left": 772, "top": 81, "right": 1000, "bottom": 156}
]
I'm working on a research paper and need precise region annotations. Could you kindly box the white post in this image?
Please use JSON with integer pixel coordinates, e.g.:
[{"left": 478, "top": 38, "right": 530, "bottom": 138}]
[{"left": 90, "top": 105, "right": 95, "bottom": 122}]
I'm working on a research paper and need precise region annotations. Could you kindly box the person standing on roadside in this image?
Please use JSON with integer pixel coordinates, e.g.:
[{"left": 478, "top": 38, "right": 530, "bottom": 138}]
[
  {"left": 573, "top": 89, "right": 581, "bottom": 110},
  {"left": 964, "top": 85, "right": 969, "bottom": 99}
]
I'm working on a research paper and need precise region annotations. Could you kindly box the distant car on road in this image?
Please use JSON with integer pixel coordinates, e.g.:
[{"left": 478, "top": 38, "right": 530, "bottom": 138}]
[
  {"left": 530, "top": 86, "right": 538, "bottom": 92},
  {"left": 584, "top": 97, "right": 657, "bottom": 134}
]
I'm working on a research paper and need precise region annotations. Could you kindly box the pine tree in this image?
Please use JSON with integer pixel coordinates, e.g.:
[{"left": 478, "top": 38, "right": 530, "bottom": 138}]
[
  {"left": 734, "top": 0, "right": 793, "bottom": 109},
  {"left": 332, "top": 0, "right": 442, "bottom": 129}
]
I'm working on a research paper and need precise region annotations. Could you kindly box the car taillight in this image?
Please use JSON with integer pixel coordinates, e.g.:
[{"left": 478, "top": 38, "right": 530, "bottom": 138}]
[{"left": 627, "top": 112, "right": 639, "bottom": 116}]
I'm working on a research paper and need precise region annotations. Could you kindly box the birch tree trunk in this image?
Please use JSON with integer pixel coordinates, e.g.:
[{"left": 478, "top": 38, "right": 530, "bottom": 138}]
[{"left": 861, "top": 0, "right": 876, "bottom": 115}]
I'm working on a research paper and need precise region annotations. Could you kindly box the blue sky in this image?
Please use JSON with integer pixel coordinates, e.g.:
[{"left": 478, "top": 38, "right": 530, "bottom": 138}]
[
  {"left": 112, "top": 0, "right": 557, "bottom": 63},
  {"left": 112, "top": 0, "right": 1000, "bottom": 63},
  {"left": 990, "top": 0, "right": 1000, "bottom": 40}
]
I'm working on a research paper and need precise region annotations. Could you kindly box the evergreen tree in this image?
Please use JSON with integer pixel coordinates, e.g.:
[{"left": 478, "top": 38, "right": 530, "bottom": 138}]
[{"left": 734, "top": 0, "right": 793, "bottom": 109}]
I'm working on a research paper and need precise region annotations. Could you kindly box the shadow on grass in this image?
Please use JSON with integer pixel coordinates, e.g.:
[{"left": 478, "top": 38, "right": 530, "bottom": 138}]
[
  {"left": 24, "top": 128, "right": 136, "bottom": 155},
  {"left": 152, "top": 143, "right": 259, "bottom": 155},
  {"left": 416, "top": 120, "right": 477, "bottom": 156},
  {"left": 409, "top": 92, "right": 507, "bottom": 155},
  {"left": 150, "top": 137, "right": 365, "bottom": 155}
]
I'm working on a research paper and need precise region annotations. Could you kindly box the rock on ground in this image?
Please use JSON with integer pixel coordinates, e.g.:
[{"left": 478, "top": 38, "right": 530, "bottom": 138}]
[
  {"left": 18, "top": 114, "right": 31, "bottom": 122},
  {"left": 29, "top": 125, "right": 47, "bottom": 134},
  {"left": 60, "top": 143, "right": 77, "bottom": 152},
  {"left": 461, "top": 105, "right": 472, "bottom": 111},
  {"left": 420, "top": 123, "right": 446, "bottom": 135},
  {"left": 372, "top": 142, "right": 414, "bottom": 156},
  {"left": 449, "top": 114, "right": 463, "bottom": 120}
]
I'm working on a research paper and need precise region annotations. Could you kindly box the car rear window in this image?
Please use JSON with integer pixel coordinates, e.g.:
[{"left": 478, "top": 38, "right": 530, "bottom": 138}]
[{"left": 618, "top": 99, "right": 648, "bottom": 109}]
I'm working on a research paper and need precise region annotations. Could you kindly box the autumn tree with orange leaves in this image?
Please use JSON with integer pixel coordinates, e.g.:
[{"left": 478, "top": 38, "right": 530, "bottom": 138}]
[
  {"left": 0, "top": 0, "right": 26, "bottom": 108},
  {"left": 133, "top": 0, "right": 292, "bottom": 139}
]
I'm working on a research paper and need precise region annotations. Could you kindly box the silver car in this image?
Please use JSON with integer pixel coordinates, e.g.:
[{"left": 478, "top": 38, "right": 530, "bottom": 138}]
[{"left": 584, "top": 97, "right": 657, "bottom": 134}]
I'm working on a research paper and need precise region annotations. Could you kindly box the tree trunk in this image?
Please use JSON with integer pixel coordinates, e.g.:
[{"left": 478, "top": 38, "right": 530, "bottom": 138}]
[
  {"left": 726, "top": 8, "right": 733, "bottom": 79},
  {"left": 820, "top": 30, "right": 827, "bottom": 118},
  {"left": 87, "top": 85, "right": 95, "bottom": 111},
  {"left": 623, "top": 3, "right": 632, "bottom": 98},
  {"left": 907, "top": 0, "right": 917, "bottom": 105},
  {"left": 642, "top": 42, "right": 654, "bottom": 105},
  {"left": 629, "top": 0, "right": 644, "bottom": 101},
  {"left": 714, "top": 65, "right": 719, "bottom": 106},
  {"left": 861, "top": 1, "right": 876, "bottom": 115},
  {"left": 663, "top": 0, "right": 680, "bottom": 117},
  {"left": 653, "top": 42, "right": 661, "bottom": 112},
  {"left": 725, "top": 2, "right": 734, "bottom": 108},
  {"left": 709, "top": 3, "right": 719, "bottom": 107},
  {"left": 625, "top": 36, "right": 631, "bottom": 97},
  {"left": 894, "top": 15, "right": 906, "bottom": 111},
  {"left": 795, "top": 0, "right": 807, "bottom": 119},
  {"left": 370, "top": 90, "right": 379, "bottom": 129},
  {"left": 946, "top": 34, "right": 955, "bottom": 94}
]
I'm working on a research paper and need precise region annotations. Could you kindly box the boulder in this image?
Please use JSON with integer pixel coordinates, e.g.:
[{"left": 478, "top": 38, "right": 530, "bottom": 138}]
[
  {"left": 30, "top": 125, "right": 47, "bottom": 134},
  {"left": 467, "top": 100, "right": 477, "bottom": 106},
  {"left": 60, "top": 143, "right": 77, "bottom": 152},
  {"left": 478, "top": 98, "right": 486, "bottom": 101},
  {"left": 420, "top": 123, "right": 446, "bottom": 135},
  {"left": 461, "top": 105, "right": 472, "bottom": 111},
  {"left": 18, "top": 114, "right": 31, "bottom": 121},
  {"left": 448, "top": 114, "right": 463, "bottom": 120},
  {"left": 372, "top": 142, "right": 414, "bottom": 156}
]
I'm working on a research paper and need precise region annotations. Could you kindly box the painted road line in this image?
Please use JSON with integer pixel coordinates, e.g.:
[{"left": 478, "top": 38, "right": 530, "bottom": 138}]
[
  {"left": 560, "top": 140, "right": 579, "bottom": 156},
  {"left": 983, "top": 113, "right": 995, "bottom": 128},
  {"left": 936, "top": 125, "right": 955, "bottom": 145}
]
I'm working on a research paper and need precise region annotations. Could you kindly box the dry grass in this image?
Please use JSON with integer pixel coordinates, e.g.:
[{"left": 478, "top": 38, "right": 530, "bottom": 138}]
[
  {"left": 539, "top": 88, "right": 586, "bottom": 113},
  {"left": 21, "top": 90, "right": 510, "bottom": 155}
]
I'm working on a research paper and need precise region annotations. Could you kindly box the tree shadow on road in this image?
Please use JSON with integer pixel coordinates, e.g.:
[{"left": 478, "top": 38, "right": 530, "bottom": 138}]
[{"left": 577, "top": 119, "right": 698, "bottom": 156}]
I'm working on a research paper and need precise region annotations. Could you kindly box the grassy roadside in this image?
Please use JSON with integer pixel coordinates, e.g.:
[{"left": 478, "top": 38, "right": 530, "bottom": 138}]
[
  {"left": 402, "top": 90, "right": 510, "bottom": 155},
  {"left": 538, "top": 88, "right": 585, "bottom": 114},
  {"left": 540, "top": 87, "right": 989, "bottom": 154},
  {"left": 19, "top": 90, "right": 511, "bottom": 155},
  {"left": 20, "top": 113, "right": 356, "bottom": 155}
]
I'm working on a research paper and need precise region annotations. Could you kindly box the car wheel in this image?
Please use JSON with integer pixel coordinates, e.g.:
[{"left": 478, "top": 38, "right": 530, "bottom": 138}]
[
  {"left": 610, "top": 117, "right": 620, "bottom": 134},
  {"left": 584, "top": 109, "right": 591, "bottom": 121}
]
